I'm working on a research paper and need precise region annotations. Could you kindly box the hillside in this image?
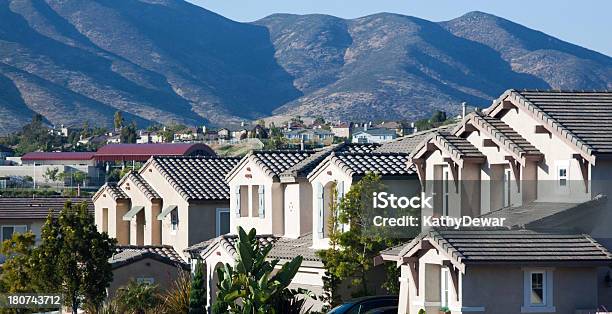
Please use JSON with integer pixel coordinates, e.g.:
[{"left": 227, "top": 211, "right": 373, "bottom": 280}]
[{"left": 0, "top": 1, "right": 610, "bottom": 133}]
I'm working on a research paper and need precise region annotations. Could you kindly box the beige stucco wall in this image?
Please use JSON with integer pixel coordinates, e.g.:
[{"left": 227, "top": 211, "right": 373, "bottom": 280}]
[
  {"left": 283, "top": 181, "right": 314, "bottom": 238},
  {"left": 308, "top": 160, "right": 353, "bottom": 249},
  {"left": 119, "top": 176, "right": 162, "bottom": 246},
  {"left": 499, "top": 107, "right": 591, "bottom": 203},
  {"left": 228, "top": 159, "right": 281, "bottom": 235},
  {"left": 140, "top": 163, "right": 228, "bottom": 256},
  {"left": 109, "top": 258, "right": 187, "bottom": 298},
  {"left": 94, "top": 190, "right": 130, "bottom": 245}
]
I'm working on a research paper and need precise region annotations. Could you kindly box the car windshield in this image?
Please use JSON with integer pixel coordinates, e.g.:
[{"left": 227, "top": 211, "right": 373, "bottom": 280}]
[{"left": 328, "top": 303, "right": 355, "bottom": 314}]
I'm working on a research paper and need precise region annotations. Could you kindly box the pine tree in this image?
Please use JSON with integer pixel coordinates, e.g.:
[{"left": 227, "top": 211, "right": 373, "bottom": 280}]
[{"left": 189, "top": 261, "right": 206, "bottom": 313}]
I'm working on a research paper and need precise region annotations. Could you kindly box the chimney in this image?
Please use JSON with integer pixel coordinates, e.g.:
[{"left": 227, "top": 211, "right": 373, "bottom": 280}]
[
  {"left": 461, "top": 102, "right": 467, "bottom": 118},
  {"left": 300, "top": 137, "right": 305, "bottom": 150},
  {"left": 241, "top": 121, "right": 245, "bottom": 127},
  {"left": 364, "top": 123, "right": 368, "bottom": 131}
]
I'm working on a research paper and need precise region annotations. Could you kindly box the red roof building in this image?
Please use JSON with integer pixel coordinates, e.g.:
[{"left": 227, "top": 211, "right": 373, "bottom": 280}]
[
  {"left": 94, "top": 143, "right": 215, "bottom": 162},
  {"left": 21, "top": 152, "right": 95, "bottom": 162}
]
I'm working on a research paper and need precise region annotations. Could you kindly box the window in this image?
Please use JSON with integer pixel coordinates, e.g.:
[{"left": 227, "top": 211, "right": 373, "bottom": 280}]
[
  {"left": 136, "top": 277, "right": 155, "bottom": 285},
  {"left": 252, "top": 185, "right": 259, "bottom": 217},
  {"left": 216, "top": 208, "right": 230, "bottom": 236},
  {"left": 530, "top": 272, "right": 544, "bottom": 305},
  {"left": 1, "top": 225, "right": 27, "bottom": 241},
  {"left": 441, "top": 268, "right": 450, "bottom": 307},
  {"left": 522, "top": 269, "right": 555, "bottom": 313},
  {"left": 170, "top": 209, "right": 179, "bottom": 231},
  {"left": 556, "top": 161, "right": 569, "bottom": 190},
  {"left": 442, "top": 167, "right": 450, "bottom": 216},
  {"left": 503, "top": 168, "right": 512, "bottom": 207}
]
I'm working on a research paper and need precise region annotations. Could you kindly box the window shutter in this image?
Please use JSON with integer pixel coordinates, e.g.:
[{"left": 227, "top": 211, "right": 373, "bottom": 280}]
[
  {"left": 258, "top": 185, "right": 265, "bottom": 218},
  {"left": 235, "top": 186, "right": 241, "bottom": 217},
  {"left": 317, "top": 182, "right": 324, "bottom": 238}
]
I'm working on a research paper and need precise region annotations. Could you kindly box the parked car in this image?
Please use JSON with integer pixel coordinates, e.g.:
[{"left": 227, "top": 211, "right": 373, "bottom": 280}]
[
  {"left": 364, "top": 306, "right": 398, "bottom": 314},
  {"left": 328, "top": 296, "right": 399, "bottom": 314}
]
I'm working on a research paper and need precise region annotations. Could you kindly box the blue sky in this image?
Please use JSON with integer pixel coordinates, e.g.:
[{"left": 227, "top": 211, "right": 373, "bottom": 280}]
[{"left": 188, "top": 0, "right": 612, "bottom": 57}]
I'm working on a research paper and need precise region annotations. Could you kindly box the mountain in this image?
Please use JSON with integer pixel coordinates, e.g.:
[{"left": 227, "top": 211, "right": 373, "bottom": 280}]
[{"left": 0, "top": 1, "right": 610, "bottom": 134}]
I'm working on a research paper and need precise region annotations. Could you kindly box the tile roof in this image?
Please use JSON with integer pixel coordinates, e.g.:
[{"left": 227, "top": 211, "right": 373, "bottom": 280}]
[
  {"left": 278, "top": 144, "right": 379, "bottom": 181},
  {"left": 186, "top": 233, "right": 322, "bottom": 265},
  {"left": 123, "top": 171, "right": 160, "bottom": 200},
  {"left": 186, "top": 234, "right": 278, "bottom": 259},
  {"left": 268, "top": 233, "right": 321, "bottom": 262},
  {"left": 375, "top": 124, "right": 457, "bottom": 154},
  {"left": 433, "top": 131, "right": 485, "bottom": 159},
  {"left": 496, "top": 90, "right": 612, "bottom": 157},
  {"left": 322, "top": 152, "right": 415, "bottom": 178},
  {"left": 0, "top": 197, "right": 94, "bottom": 219},
  {"left": 250, "top": 150, "right": 316, "bottom": 178},
  {"left": 392, "top": 229, "right": 612, "bottom": 265},
  {"left": 111, "top": 245, "right": 188, "bottom": 269},
  {"left": 468, "top": 111, "right": 541, "bottom": 158},
  {"left": 151, "top": 156, "right": 241, "bottom": 201},
  {"left": 94, "top": 183, "right": 129, "bottom": 202},
  {"left": 480, "top": 195, "right": 608, "bottom": 229}
]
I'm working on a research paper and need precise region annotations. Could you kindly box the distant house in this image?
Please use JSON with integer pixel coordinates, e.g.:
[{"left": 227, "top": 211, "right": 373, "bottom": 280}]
[
  {"left": 137, "top": 131, "right": 164, "bottom": 144},
  {"left": 248, "top": 125, "right": 268, "bottom": 139},
  {"left": 217, "top": 128, "right": 230, "bottom": 140},
  {"left": 351, "top": 126, "right": 397, "bottom": 143},
  {"left": 284, "top": 128, "right": 334, "bottom": 143},
  {"left": 0, "top": 197, "right": 93, "bottom": 256},
  {"left": 0, "top": 145, "right": 13, "bottom": 161},
  {"left": 331, "top": 122, "right": 351, "bottom": 138},
  {"left": 173, "top": 127, "right": 202, "bottom": 142},
  {"left": 106, "top": 134, "right": 122, "bottom": 144},
  {"left": 3, "top": 152, "right": 102, "bottom": 186}
]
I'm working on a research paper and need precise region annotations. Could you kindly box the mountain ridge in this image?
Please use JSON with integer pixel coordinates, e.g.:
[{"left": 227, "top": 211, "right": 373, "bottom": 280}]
[{"left": 0, "top": 1, "right": 609, "bottom": 134}]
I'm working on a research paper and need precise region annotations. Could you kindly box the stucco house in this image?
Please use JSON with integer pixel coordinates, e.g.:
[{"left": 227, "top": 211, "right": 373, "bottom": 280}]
[
  {"left": 0, "top": 197, "right": 93, "bottom": 263},
  {"left": 377, "top": 89, "right": 612, "bottom": 312},
  {"left": 190, "top": 146, "right": 415, "bottom": 310},
  {"left": 378, "top": 229, "right": 612, "bottom": 314},
  {"left": 94, "top": 155, "right": 241, "bottom": 257},
  {"left": 109, "top": 245, "right": 189, "bottom": 297}
]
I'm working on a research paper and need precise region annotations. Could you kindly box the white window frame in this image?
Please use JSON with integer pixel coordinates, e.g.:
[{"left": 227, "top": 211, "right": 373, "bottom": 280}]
[
  {"left": 216, "top": 208, "right": 230, "bottom": 237},
  {"left": 1, "top": 225, "right": 27, "bottom": 241},
  {"left": 522, "top": 268, "right": 555, "bottom": 313},
  {"left": 170, "top": 209, "right": 179, "bottom": 233},
  {"left": 441, "top": 268, "right": 450, "bottom": 307},
  {"left": 555, "top": 160, "right": 570, "bottom": 192},
  {"left": 503, "top": 168, "right": 512, "bottom": 207},
  {"left": 442, "top": 167, "right": 450, "bottom": 216},
  {"left": 136, "top": 277, "right": 155, "bottom": 285}
]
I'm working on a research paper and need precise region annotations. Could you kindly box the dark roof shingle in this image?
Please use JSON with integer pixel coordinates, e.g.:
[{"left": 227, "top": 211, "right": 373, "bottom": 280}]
[
  {"left": 111, "top": 245, "right": 188, "bottom": 269},
  {"left": 0, "top": 197, "right": 94, "bottom": 220},
  {"left": 152, "top": 156, "right": 241, "bottom": 201},
  {"left": 331, "top": 152, "right": 415, "bottom": 177},
  {"left": 394, "top": 229, "right": 612, "bottom": 264}
]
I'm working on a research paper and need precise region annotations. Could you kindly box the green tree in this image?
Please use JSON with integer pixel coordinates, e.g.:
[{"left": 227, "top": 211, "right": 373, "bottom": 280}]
[
  {"left": 0, "top": 231, "right": 37, "bottom": 293},
  {"left": 120, "top": 122, "right": 138, "bottom": 143},
  {"left": 115, "top": 280, "right": 161, "bottom": 314},
  {"left": 317, "top": 173, "right": 400, "bottom": 305},
  {"left": 114, "top": 111, "right": 124, "bottom": 130},
  {"left": 43, "top": 167, "right": 60, "bottom": 183},
  {"left": 189, "top": 261, "right": 206, "bottom": 313},
  {"left": 34, "top": 202, "right": 116, "bottom": 313},
  {"left": 72, "top": 171, "right": 87, "bottom": 186},
  {"left": 212, "top": 227, "right": 304, "bottom": 314}
]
